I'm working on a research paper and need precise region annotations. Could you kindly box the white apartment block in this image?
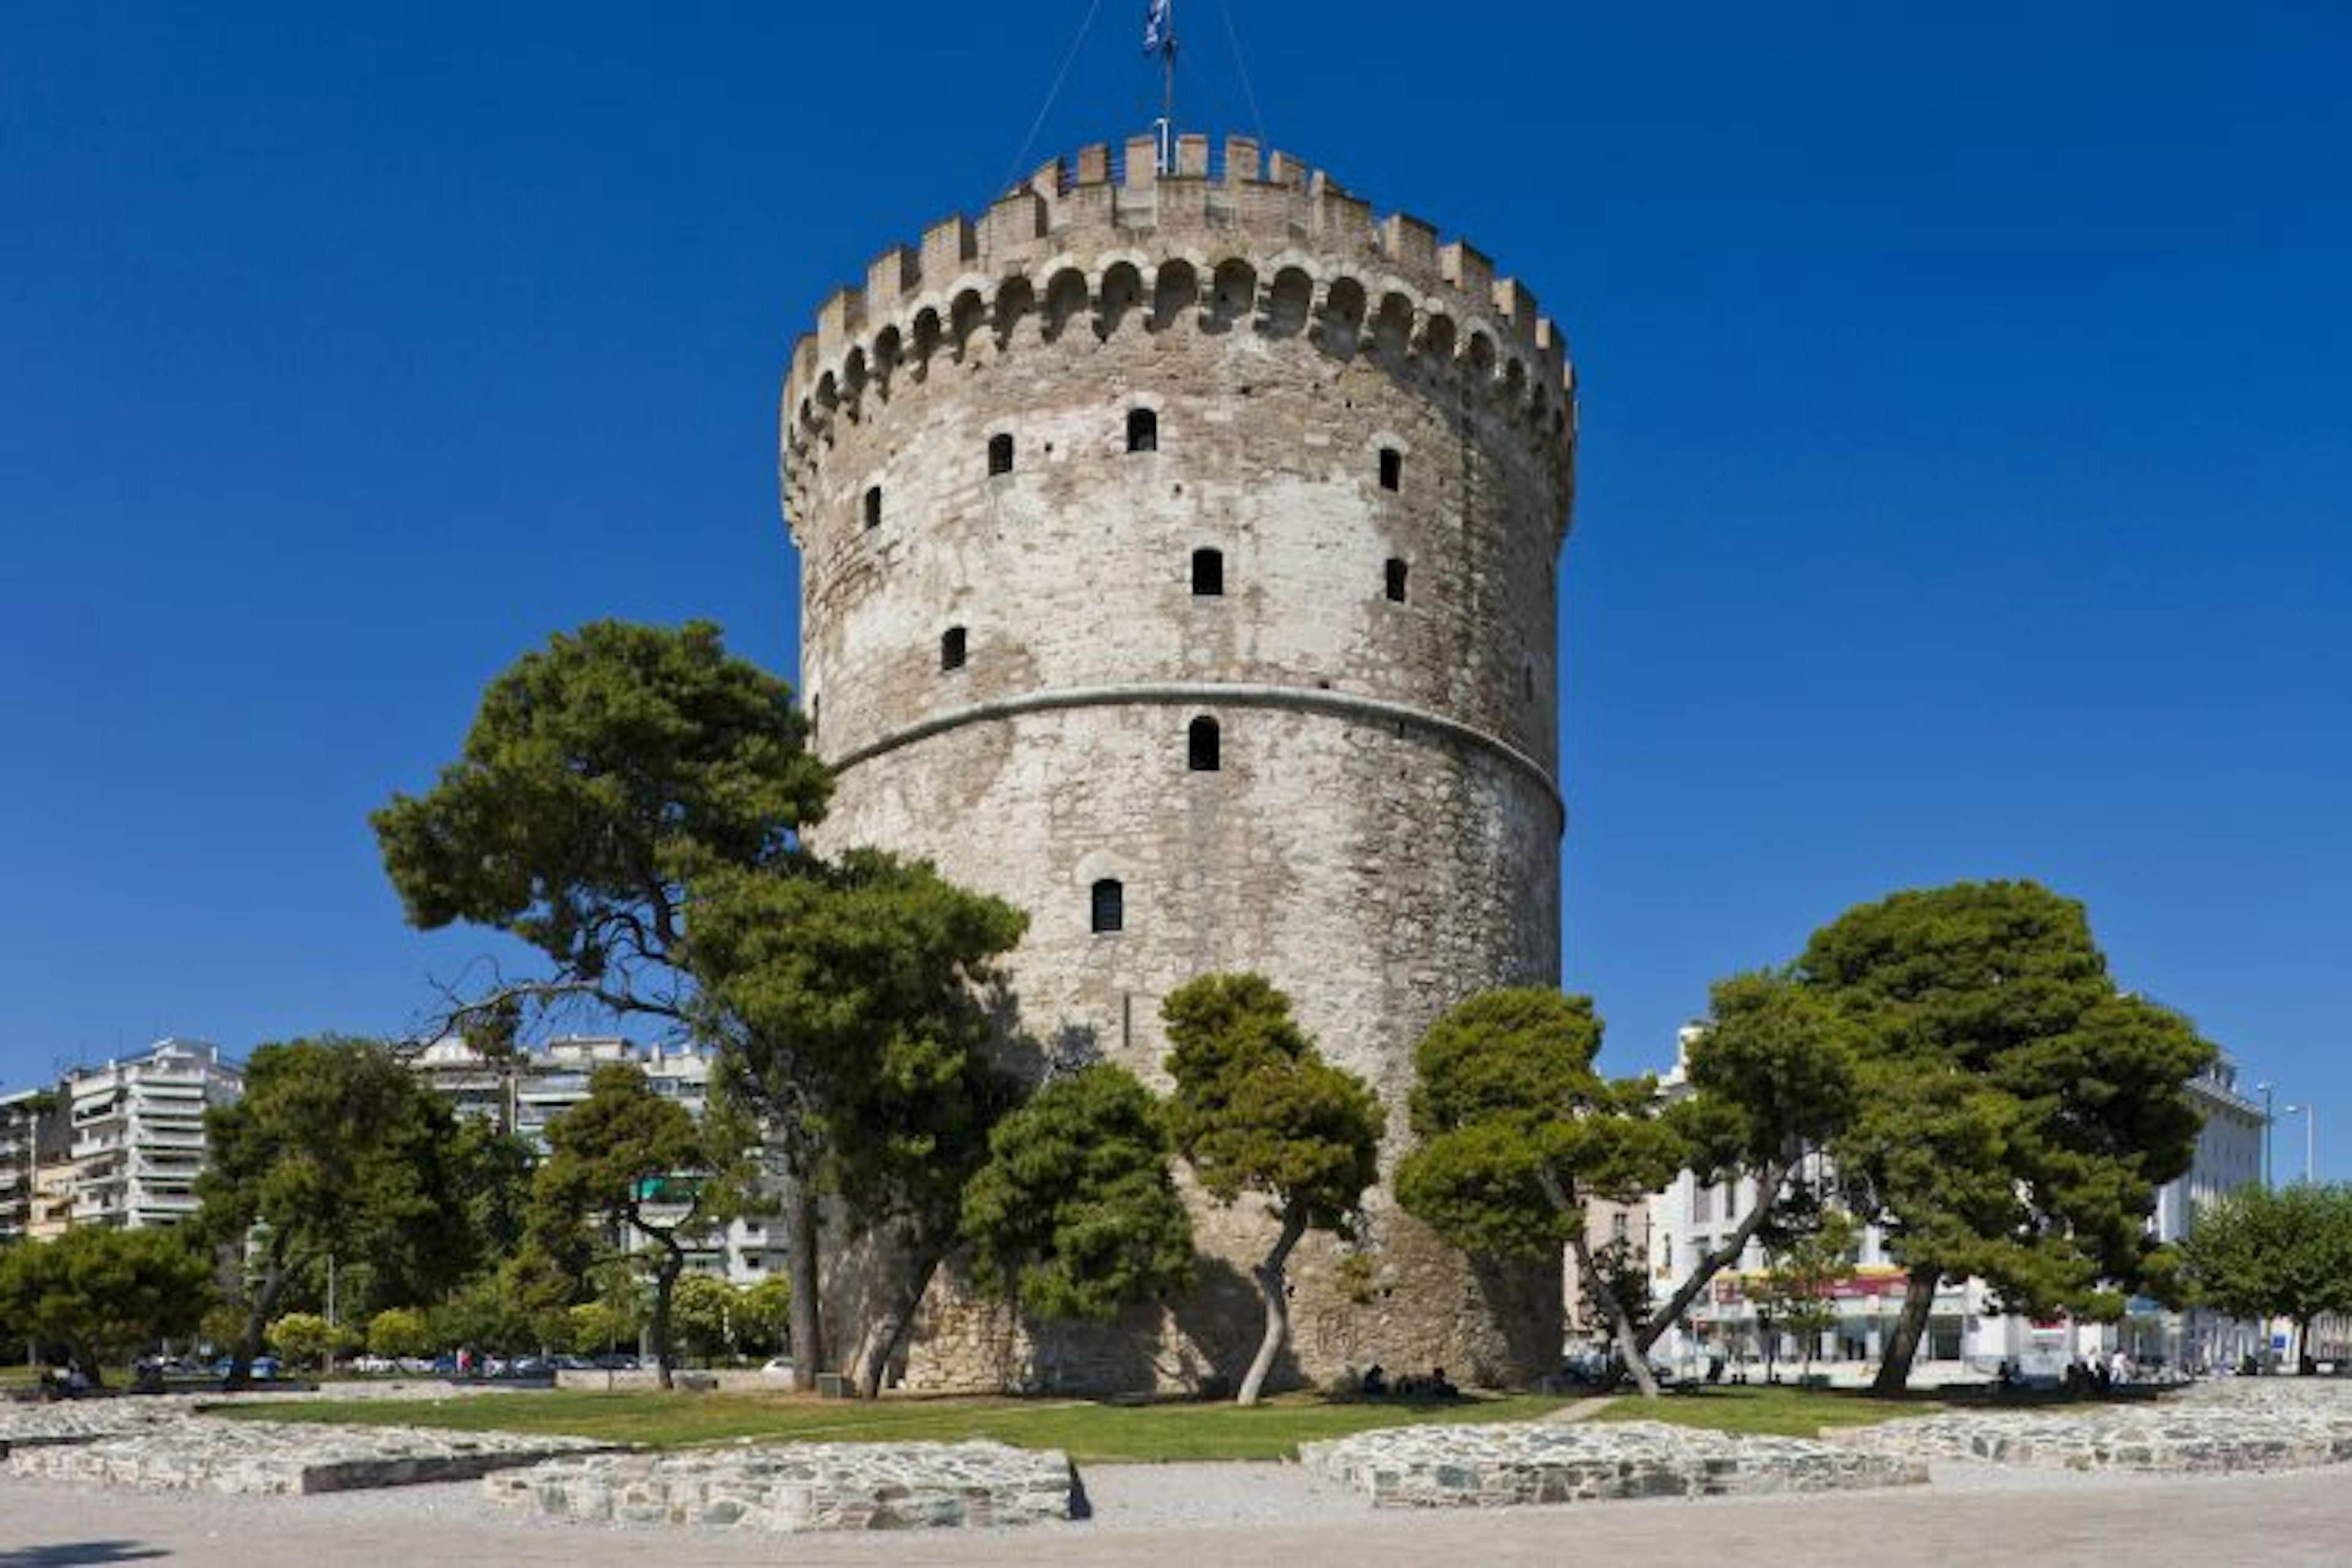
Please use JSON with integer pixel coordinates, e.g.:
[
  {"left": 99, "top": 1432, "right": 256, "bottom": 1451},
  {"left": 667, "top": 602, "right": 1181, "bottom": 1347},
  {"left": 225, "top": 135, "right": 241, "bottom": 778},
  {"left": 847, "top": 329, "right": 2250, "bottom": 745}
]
[
  {"left": 59, "top": 1039, "right": 243, "bottom": 1231},
  {"left": 412, "top": 1033, "right": 786, "bottom": 1286}
]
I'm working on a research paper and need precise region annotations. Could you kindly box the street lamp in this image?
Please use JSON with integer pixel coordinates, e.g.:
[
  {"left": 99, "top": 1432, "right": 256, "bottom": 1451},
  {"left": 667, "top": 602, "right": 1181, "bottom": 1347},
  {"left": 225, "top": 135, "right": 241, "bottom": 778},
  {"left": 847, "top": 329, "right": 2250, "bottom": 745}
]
[
  {"left": 2258, "top": 1082, "right": 2275, "bottom": 1188},
  {"left": 2282, "top": 1104, "right": 2316, "bottom": 1185}
]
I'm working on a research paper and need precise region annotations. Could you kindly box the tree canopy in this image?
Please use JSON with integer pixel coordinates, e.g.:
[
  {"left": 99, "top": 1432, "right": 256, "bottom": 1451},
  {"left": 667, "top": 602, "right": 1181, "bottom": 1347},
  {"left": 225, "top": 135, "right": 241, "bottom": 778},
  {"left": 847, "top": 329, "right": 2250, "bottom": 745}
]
[
  {"left": 1393, "top": 988, "right": 1683, "bottom": 1395},
  {"left": 1163, "top": 973, "right": 1382, "bottom": 1406},
  {"left": 961, "top": 1063, "right": 1196, "bottom": 1322},
  {"left": 1634, "top": 970, "right": 1863, "bottom": 1355},
  {"left": 2179, "top": 1182, "right": 2352, "bottom": 1363},
  {"left": 0, "top": 1226, "right": 213, "bottom": 1386},
  {"left": 1801, "top": 880, "right": 2217, "bottom": 1391},
  {"left": 373, "top": 618, "right": 829, "bottom": 1016},
  {"left": 692, "top": 848, "right": 1030, "bottom": 1394},
  {"left": 529, "top": 1063, "right": 752, "bottom": 1388},
  {"left": 198, "top": 1036, "right": 475, "bottom": 1387}
]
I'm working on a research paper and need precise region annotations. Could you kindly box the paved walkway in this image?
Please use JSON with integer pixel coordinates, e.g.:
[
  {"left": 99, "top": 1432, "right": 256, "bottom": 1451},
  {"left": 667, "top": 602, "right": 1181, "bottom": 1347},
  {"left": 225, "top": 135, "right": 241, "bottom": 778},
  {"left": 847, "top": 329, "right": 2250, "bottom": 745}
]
[{"left": 2, "top": 1460, "right": 2346, "bottom": 1566}]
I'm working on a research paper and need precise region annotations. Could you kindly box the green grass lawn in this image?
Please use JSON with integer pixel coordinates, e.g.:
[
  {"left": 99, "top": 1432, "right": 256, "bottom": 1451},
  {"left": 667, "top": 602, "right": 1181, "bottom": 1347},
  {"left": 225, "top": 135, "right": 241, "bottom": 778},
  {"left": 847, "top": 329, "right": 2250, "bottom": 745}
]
[
  {"left": 207, "top": 1389, "right": 1576, "bottom": 1463},
  {"left": 1589, "top": 1383, "right": 1942, "bottom": 1438}
]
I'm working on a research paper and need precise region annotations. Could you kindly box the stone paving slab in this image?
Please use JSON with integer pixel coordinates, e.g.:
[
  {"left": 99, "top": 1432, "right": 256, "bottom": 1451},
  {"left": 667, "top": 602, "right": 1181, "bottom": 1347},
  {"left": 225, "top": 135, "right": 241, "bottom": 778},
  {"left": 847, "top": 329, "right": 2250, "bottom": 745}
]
[
  {"left": 1299, "top": 1419, "right": 1926, "bottom": 1508},
  {"left": 483, "top": 1439, "right": 1077, "bottom": 1531},
  {"left": 4, "top": 1415, "right": 610, "bottom": 1495}
]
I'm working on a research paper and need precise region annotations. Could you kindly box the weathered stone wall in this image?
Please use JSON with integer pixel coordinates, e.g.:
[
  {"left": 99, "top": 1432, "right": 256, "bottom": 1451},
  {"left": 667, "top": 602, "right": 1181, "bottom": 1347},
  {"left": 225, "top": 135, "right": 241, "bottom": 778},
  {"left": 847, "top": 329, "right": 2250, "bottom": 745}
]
[
  {"left": 484, "top": 1441, "right": 1076, "bottom": 1532},
  {"left": 1301, "top": 1420, "right": 1928, "bottom": 1507},
  {"left": 782, "top": 135, "right": 1577, "bottom": 1392}
]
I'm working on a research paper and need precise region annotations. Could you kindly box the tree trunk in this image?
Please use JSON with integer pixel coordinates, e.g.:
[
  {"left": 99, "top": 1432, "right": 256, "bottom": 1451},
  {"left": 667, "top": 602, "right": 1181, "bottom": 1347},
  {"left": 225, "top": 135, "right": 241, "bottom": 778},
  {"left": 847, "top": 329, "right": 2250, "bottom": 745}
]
[
  {"left": 1238, "top": 1208, "right": 1309, "bottom": 1406},
  {"left": 1571, "top": 1230, "right": 1660, "bottom": 1398},
  {"left": 1870, "top": 1267, "right": 1939, "bottom": 1395},
  {"left": 854, "top": 1248, "right": 940, "bottom": 1401},
  {"left": 1636, "top": 1158, "right": 1789, "bottom": 1355},
  {"left": 225, "top": 1248, "right": 289, "bottom": 1392},
  {"left": 648, "top": 1242, "right": 685, "bottom": 1392},
  {"left": 68, "top": 1340, "right": 105, "bottom": 1391},
  {"left": 782, "top": 1158, "right": 823, "bottom": 1394}
]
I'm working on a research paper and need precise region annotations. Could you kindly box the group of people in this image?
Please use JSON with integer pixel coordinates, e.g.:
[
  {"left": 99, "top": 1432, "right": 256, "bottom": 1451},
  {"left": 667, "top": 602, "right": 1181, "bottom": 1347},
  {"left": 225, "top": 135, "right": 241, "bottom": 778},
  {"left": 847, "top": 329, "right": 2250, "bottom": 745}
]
[
  {"left": 1356, "top": 1363, "right": 1458, "bottom": 1400},
  {"left": 1994, "top": 1348, "right": 2136, "bottom": 1396}
]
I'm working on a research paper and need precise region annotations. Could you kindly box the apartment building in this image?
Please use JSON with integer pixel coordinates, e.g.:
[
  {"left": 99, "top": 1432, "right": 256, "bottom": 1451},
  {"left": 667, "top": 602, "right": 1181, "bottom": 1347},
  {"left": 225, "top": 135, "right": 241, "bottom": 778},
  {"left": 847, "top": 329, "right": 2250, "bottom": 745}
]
[{"left": 58, "top": 1039, "right": 243, "bottom": 1231}]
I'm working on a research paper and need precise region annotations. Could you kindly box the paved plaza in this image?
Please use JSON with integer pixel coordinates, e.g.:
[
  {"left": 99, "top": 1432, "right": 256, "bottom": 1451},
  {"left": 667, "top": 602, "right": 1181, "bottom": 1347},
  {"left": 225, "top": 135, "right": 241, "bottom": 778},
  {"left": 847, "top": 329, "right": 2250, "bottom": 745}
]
[
  {"left": 5, "top": 1380, "right": 2350, "bottom": 1562},
  {"left": 4, "top": 1459, "right": 2348, "bottom": 1566}
]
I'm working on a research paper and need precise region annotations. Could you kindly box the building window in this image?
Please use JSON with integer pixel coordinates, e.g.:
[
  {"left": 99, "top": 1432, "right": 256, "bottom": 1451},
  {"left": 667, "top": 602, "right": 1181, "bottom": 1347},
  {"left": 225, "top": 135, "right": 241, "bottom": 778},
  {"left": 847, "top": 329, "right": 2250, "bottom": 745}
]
[
  {"left": 1191, "top": 547, "right": 1224, "bottom": 597},
  {"left": 940, "top": 627, "right": 967, "bottom": 671},
  {"left": 1385, "top": 558, "right": 1408, "bottom": 602},
  {"left": 864, "top": 485, "right": 882, "bottom": 529},
  {"left": 1127, "top": 407, "right": 1158, "bottom": 453},
  {"left": 1090, "top": 878, "right": 1124, "bottom": 933},
  {"left": 1188, "top": 715, "right": 1220, "bottom": 772},
  {"left": 988, "top": 432, "right": 1014, "bottom": 475},
  {"left": 1378, "top": 448, "right": 1401, "bottom": 491}
]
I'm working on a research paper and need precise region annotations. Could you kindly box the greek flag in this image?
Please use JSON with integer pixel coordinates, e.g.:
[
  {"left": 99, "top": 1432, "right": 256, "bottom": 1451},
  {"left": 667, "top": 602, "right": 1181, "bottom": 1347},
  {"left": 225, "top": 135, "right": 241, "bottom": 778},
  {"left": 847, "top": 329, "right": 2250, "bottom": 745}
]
[{"left": 1144, "top": 0, "right": 1172, "bottom": 56}]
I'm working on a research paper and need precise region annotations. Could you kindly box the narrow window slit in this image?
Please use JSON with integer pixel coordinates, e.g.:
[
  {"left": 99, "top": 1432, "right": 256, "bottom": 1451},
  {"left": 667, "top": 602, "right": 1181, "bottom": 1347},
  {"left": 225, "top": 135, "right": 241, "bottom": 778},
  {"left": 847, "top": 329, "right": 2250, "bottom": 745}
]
[
  {"left": 1191, "top": 548, "right": 1224, "bottom": 597},
  {"left": 1188, "top": 716, "right": 1221, "bottom": 772}
]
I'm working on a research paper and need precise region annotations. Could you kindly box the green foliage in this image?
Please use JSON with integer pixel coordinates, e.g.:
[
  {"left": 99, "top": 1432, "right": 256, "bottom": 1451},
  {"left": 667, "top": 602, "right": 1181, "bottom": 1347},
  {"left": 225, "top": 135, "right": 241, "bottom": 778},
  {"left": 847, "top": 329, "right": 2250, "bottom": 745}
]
[
  {"left": 1757, "top": 1210, "right": 1861, "bottom": 1372},
  {"left": 1575, "top": 1236, "right": 1653, "bottom": 1330},
  {"left": 1673, "top": 970, "right": 1859, "bottom": 1193},
  {"left": 734, "top": 1275, "right": 793, "bottom": 1354},
  {"left": 1396, "top": 989, "right": 1683, "bottom": 1259},
  {"left": 266, "top": 1311, "right": 341, "bottom": 1368},
  {"left": 693, "top": 850, "right": 1029, "bottom": 1241},
  {"left": 2179, "top": 1182, "right": 2352, "bottom": 1335},
  {"left": 1162, "top": 974, "right": 1382, "bottom": 1223},
  {"left": 961, "top": 1065, "right": 1196, "bottom": 1321},
  {"left": 567, "top": 1297, "right": 640, "bottom": 1356},
  {"left": 198, "top": 1037, "right": 475, "bottom": 1370},
  {"left": 366, "top": 1306, "right": 434, "bottom": 1360},
  {"left": 527, "top": 1065, "right": 751, "bottom": 1376},
  {"left": 1803, "top": 881, "right": 2217, "bottom": 1329},
  {"left": 0, "top": 1227, "right": 214, "bottom": 1381},
  {"left": 1162, "top": 974, "right": 1382, "bottom": 1405},
  {"left": 670, "top": 1274, "right": 741, "bottom": 1360},
  {"left": 213, "top": 1389, "right": 1575, "bottom": 1462},
  {"left": 372, "top": 619, "right": 829, "bottom": 993}
]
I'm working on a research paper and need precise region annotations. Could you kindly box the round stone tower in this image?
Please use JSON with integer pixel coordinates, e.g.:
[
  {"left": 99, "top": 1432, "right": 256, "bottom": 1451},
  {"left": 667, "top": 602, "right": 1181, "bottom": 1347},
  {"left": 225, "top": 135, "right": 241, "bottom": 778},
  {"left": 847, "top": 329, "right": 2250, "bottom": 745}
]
[{"left": 782, "top": 132, "right": 1577, "bottom": 1392}]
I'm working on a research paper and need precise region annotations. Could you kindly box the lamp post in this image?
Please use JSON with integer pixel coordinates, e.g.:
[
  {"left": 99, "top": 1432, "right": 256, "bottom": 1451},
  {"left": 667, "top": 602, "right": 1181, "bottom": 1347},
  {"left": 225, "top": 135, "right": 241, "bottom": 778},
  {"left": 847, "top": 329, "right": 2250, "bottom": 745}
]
[
  {"left": 2282, "top": 1104, "right": 2316, "bottom": 1185},
  {"left": 2259, "top": 1082, "right": 2275, "bottom": 1188}
]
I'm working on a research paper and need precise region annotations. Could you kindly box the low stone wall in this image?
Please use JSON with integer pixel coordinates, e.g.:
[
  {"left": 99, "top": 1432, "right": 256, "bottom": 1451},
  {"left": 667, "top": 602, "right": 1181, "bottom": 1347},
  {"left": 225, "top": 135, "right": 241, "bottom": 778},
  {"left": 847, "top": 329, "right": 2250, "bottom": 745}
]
[
  {"left": 483, "top": 1440, "right": 1077, "bottom": 1531},
  {"left": 0, "top": 1401, "right": 189, "bottom": 1457},
  {"left": 1836, "top": 1380, "right": 2352, "bottom": 1474},
  {"left": 5, "top": 1415, "right": 608, "bottom": 1494},
  {"left": 1298, "top": 1420, "right": 1926, "bottom": 1508}
]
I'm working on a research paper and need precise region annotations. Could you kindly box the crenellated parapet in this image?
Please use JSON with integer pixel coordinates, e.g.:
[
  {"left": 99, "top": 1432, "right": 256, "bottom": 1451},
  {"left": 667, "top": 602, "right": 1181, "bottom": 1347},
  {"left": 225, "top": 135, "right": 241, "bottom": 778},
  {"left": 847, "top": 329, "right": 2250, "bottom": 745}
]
[{"left": 780, "top": 134, "right": 1578, "bottom": 538}]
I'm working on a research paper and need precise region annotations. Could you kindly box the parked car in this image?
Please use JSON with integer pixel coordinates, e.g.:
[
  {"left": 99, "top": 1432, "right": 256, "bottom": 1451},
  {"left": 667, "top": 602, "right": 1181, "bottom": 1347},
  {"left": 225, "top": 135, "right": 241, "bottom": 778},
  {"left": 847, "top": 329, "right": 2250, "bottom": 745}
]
[
  {"left": 760, "top": 1357, "right": 795, "bottom": 1380},
  {"left": 210, "top": 1355, "right": 281, "bottom": 1380}
]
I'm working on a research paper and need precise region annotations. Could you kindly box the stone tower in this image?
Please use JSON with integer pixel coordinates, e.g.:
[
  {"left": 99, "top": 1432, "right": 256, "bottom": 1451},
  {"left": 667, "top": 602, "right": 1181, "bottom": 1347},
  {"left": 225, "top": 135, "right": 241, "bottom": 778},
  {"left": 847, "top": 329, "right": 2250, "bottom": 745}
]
[{"left": 782, "top": 133, "right": 1577, "bottom": 1392}]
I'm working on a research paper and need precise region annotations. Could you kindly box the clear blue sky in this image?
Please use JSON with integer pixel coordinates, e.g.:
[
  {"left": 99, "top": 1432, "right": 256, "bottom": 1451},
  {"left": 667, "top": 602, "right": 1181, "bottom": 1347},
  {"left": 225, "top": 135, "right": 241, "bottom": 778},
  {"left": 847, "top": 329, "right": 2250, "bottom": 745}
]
[{"left": 3, "top": 4, "right": 2343, "bottom": 1177}]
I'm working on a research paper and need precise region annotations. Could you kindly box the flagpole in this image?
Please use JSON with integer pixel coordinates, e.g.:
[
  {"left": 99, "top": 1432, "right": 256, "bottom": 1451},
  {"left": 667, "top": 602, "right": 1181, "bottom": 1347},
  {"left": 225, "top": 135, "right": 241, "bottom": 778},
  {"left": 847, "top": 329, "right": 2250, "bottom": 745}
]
[{"left": 1152, "top": 1, "right": 1177, "bottom": 174}]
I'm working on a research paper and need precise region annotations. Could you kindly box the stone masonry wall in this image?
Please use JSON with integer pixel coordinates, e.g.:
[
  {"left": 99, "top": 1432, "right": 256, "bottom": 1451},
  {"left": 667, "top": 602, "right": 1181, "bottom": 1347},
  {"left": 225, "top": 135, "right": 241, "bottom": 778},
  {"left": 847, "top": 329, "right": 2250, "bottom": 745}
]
[{"left": 782, "top": 135, "right": 1578, "bottom": 1392}]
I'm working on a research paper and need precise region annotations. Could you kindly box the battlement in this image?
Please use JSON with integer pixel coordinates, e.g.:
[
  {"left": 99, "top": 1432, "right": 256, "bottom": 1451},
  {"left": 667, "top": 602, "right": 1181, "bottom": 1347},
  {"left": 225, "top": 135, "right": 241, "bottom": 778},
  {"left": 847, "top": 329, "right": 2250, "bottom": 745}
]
[{"left": 782, "top": 135, "right": 1578, "bottom": 503}]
